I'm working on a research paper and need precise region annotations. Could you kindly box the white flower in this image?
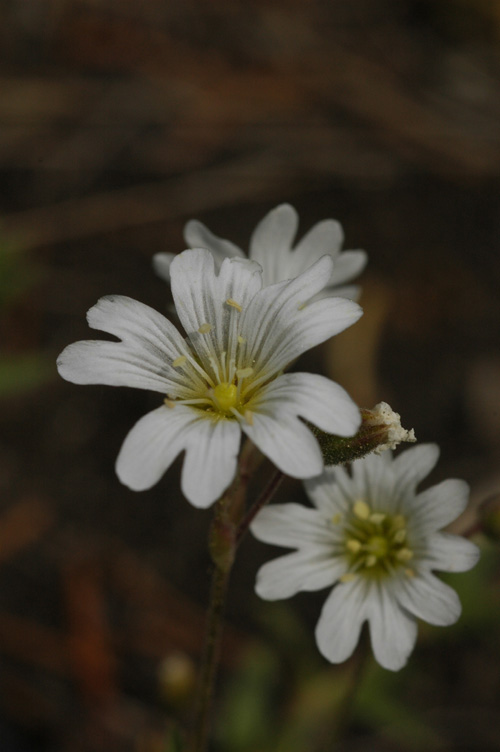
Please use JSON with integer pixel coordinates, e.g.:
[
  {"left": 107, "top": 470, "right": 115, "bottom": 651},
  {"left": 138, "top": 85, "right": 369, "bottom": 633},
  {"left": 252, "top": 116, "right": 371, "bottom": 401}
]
[
  {"left": 250, "top": 445, "right": 480, "bottom": 671},
  {"left": 57, "top": 248, "right": 363, "bottom": 509},
  {"left": 153, "top": 204, "right": 367, "bottom": 301}
]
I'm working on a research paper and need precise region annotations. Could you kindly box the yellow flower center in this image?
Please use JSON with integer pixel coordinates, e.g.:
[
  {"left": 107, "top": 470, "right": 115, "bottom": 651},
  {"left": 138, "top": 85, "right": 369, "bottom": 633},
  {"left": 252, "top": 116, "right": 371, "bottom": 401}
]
[
  {"left": 212, "top": 382, "right": 238, "bottom": 413},
  {"left": 338, "top": 500, "right": 415, "bottom": 580}
]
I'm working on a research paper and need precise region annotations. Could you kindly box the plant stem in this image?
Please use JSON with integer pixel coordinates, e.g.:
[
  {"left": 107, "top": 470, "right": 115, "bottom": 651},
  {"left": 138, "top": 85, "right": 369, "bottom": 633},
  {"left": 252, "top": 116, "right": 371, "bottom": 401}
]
[
  {"left": 187, "top": 563, "right": 230, "bottom": 752},
  {"left": 235, "top": 468, "right": 285, "bottom": 546}
]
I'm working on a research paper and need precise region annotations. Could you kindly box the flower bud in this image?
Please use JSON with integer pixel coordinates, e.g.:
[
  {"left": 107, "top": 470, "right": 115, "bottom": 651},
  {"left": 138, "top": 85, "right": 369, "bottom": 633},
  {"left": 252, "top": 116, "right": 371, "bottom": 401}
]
[{"left": 311, "top": 401, "right": 416, "bottom": 466}]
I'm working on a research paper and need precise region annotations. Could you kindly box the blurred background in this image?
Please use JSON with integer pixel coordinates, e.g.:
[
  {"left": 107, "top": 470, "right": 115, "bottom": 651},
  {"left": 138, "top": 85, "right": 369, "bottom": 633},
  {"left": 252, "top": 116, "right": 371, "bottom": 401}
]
[{"left": 1, "top": 1, "right": 500, "bottom": 750}]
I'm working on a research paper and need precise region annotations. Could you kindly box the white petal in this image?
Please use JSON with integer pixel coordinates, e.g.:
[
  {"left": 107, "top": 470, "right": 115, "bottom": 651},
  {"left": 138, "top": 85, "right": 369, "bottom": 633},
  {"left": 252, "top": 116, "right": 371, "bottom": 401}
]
[
  {"left": 328, "top": 250, "right": 368, "bottom": 288},
  {"left": 421, "top": 532, "right": 480, "bottom": 573},
  {"left": 252, "top": 372, "right": 360, "bottom": 437},
  {"left": 152, "top": 252, "right": 176, "bottom": 282},
  {"left": 409, "top": 479, "right": 470, "bottom": 533},
  {"left": 116, "top": 404, "right": 201, "bottom": 491},
  {"left": 350, "top": 452, "right": 396, "bottom": 511},
  {"left": 368, "top": 581, "right": 418, "bottom": 671},
  {"left": 57, "top": 295, "right": 188, "bottom": 393},
  {"left": 170, "top": 248, "right": 262, "bottom": 368},
  {"left": 396, "top": 571, "right": 462, "bottom": 626},
  {"left": 241, "top": 257, "right": 363, "bottom": 376},
  {"left": 180, "top": 416, "right": 241, "bottom": 508},
  {"left": 250, "top": 503, "right": 334, "bottom": 548},
  {"left": 392, "top": 443, "right": 440, "bottom": 493},
  {"left": 305, "top": 465, "right": 355, "bottom": 516},
  {"left": 315, "top": 579, "right": 369, "bottom": 664},
  {"left": 116, "top": 404, "right": 240, "bottom": 507},
  {"left": 323, "top": 284, "right": 361, "bottom": 301},
  {"left": 248, "top": 204, "right": 298, "bottom": 285},
  {"left": 241, "top": 411, "right": 323, "bottom": 478},
  {"left": 255, "top": 548, "right": 346, "bottom": 600},
  {"left": 293, "top": 219, "right": 343, "bottom": 265},
  {"left": 184, "top": 220, "right": 245, "bottom": 264}
]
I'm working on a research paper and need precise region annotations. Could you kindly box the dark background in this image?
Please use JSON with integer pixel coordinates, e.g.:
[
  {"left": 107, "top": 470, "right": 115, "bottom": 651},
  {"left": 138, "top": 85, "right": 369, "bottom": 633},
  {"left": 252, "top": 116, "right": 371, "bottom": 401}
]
[{"left": 1, "top": 1, "right": 499, "bottom": 750}]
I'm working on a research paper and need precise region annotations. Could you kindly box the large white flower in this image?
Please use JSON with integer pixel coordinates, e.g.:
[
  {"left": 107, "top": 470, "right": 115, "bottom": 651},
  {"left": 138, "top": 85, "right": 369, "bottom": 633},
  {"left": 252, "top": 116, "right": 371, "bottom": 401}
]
[
  {"left": 57, "top": 249, "right": 363, "bottom": 508},
  {"left": 251, "top": 445, "right": 480, "bottom": 671},
  {"left": 153, "top": 204, "right": 367, "bottom": 301}
]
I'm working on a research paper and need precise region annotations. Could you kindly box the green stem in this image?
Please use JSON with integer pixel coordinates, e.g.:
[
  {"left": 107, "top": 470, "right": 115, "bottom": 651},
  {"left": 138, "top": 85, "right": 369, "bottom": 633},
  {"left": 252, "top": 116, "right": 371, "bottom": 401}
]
[{"left": 235, "top": 468, "right": 285, "bottom": 546}]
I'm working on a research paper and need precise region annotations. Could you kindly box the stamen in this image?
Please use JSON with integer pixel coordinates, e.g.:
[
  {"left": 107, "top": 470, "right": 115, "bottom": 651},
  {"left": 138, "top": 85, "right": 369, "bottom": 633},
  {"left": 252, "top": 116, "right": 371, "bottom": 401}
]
[
  {"left": 339, "top": 573, "right": 357, "bottom": 584},
  {"left": 365, "top": 555, "right": 377, "bottom": 568},
  {"left": 226, "top": 298, "right": 242, "bottom": 312},
  {"left": 198, "top": 323, "right": 212, "bottom": 334},
  {"left": 332, "top": 513, "right": 342, "bottom": 525},
  {"left": 370, "top": 513, "right": 386, "bottom": 524},
  {"left": 396, "top": 548, "right": 413, "bottom": 562},
  {"left": 172, "top": 355, "right": 187, "bottom": 368},
  {"left": 346, "top": 539, "right": 362, "bottom": 553},
  {"left": 164, "top": 399, "right": 176, "bottom": 408},
  {"left": 405, "top": 568, "right": 415, "bottom": 578},
  {"left": 393, "top": 529, "right": 406, "bottom": 544},
  {"left": 244, "top": 410, "right": 253, "bottom": 425},
  {"left": 238, "top": 335, "right": 246, "bottom": 344},
  {"left": 297, "top": 302, "right": 307, "bottom": 311},
  {"left": 236, "top": 367, "right": 254, "bottom": 379},
  {"left": 393, "top": 515, "right": 406, "bottom": 529},
  {"left": 353, "top": 500, "right": 371, "bottom": 520}
]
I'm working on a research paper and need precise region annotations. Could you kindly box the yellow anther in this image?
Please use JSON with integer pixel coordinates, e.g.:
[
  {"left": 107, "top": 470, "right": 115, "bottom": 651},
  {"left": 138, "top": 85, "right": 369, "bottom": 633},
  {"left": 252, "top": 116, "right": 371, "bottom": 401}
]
[
  {"left": 297, "top": 302, "right": 307, "bottom": 311},
  {"left": 236, "top": 367, "right": 253, "bottom": 379},
  {"left": 331, "top": 513, "right": 342, "bottom": 525},
  {"left": 237, "top": 335, "right": 246, "bottom": 344},
  {"left": 339, "top": 573, "right": 357, "bottom": 584},
  {"left": 404, "top": 568, "right": 415, "bottom": 578},
  {"left": 396, "top": 548, "right": 414, "bottom": 562},
  {"left": 198, "top": 323, "right": 212, "bottom": 334},
  {"left": 346, "top": 539, "right": 362, "bottom": 553},
  {"left": 226, "top": 298, "right": 242, "bottom": 312},
  {"left": 393, "top": 529, "right": 406, "bottom": 544},
  {"left": 365, "top": 555, "right": 377, "bottom": 568},
  {"left": 353, "top": 500, "right": 371, "bottom": 520},
  {"left": 213, "top": 382, "right": 238, "bottom": 412},
  {"left": 172, "top": 355, "right": 187, "bottom": 368},
  {"left": 370, "top": 513, "right": 386, "bottom": 524},
  {"left": 164, "top": 399, "right": 176, "bottom": 408},
  {"left": 244, "top": 410, "right": 254, "bottom": 425},
  {"left": 393, "top": 515, "right": 406, "bottom": 529}
]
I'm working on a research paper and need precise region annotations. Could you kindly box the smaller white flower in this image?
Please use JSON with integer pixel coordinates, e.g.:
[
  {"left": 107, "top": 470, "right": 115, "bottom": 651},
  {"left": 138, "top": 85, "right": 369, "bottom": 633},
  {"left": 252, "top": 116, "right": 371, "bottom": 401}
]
[
  {"left": 153, "top": 204, "right": 367, "bottom": 301},
  {"left": 250, "top": 445, "right": 480, "bottom": 671},
  {"left": 57, "top": 249, "right": 362, "bottom": 509}
]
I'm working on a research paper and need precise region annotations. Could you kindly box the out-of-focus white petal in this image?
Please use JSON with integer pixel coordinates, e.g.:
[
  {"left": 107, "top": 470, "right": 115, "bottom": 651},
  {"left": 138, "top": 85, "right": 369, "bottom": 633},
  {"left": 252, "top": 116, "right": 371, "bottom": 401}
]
[
  {"left": 368, "top": 582, "right": 418, "bottom": 671},
  {"left": 327, "top": 250, "right": 368, "bottom": 287},
  {"left": 408, "top": 479, "right": 470, "bottom": 533},
  {"left": 315, "top": 579, "right": 370, "bottom": 664},
  {"left": 421, "top": 532, "right": 480, "bottom": 573},
  {"left": 184, "top": 220, "right": 245, "bottom": 264},
  {"left": 255, "top": 548, "right": 346, "bottom": 600},
  {"left": 248, "top": 204, "right": 298, "bottom": 285},
  {"left": 396, "top": 571, "right": 462, "bottom": 626},
  {"left": 250, "top": 503, "right": 336, "bottom": 548},
  {"left": 152, "top": 252, "right": 176, "bottom": 282},
  {"left": 392, "top": 443, "right": 440, "bottom": 493}
]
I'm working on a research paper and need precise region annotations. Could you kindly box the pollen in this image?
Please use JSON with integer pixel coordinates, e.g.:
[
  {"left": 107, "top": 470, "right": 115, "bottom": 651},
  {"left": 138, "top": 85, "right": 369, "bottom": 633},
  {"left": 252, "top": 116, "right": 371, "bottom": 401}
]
[
  {"left": 172, "top": 355, "right": 187, "bottom": 368},
  {"left": 212, "top": 382, "right": 238, "bottom": 412},
  {"left": 353, "top": 500, "right": 370, "bottom": 520},
  {"left": 198, "top": 323, "right": 212, "bottom": 334},
  {"left": 226, "top": 298, "right": 242, "bottom": 312}
]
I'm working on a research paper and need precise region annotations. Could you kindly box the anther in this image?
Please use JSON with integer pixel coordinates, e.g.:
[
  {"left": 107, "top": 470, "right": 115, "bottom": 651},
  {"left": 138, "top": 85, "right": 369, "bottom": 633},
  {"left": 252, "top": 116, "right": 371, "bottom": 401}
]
[
  {"left": 346, "top": 539, "right": 362, "bottom": 553},
  {"left": 236, "top": 367, "right": 253, "bottom": 379},
  {"left": 331, "top": 513, "right": 342, "bottom": 525},
  {"left": 393, "top": 529, "right": 406, "bottom": 544},
  {"left": 244, "top": 410, "right": 254, "bottom": 425},
  {"left": 172, "top": 355, "right": 187, "bottom": 368},
  {"left": 226, "top": 298, "right": 242, "bottom": 312},
  {"left": 365, "top": 555, "right": 377, "bottom": 568},
  {"left": 237, "top": 335, "right": 246, "bottom": 344},
  {"left": 164, "top": 399, "right": 176, "bottom": 408},
  {"left": 396, "top": 548, "right": 413, "bottom": 562},
  {"left": 370, "top": 513, "right": 386, "bottom": 524},
  {"left": 404, "top": 568, "right": 415, "bottom": 578},
  {"left": 339, "top": 573, "right": 357, "bottom": 584},
  {"left": 393, "top": 515, "right": 406, "bottom": 529},
  {"left": 353, "top": 500, "right": 371, "bottom": 520},
  {"left": 198, "top": 323, "right": 212, "bottom": 334},
  {"left": 297, "top": 302, "right": 307, "bottom": 311}
]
